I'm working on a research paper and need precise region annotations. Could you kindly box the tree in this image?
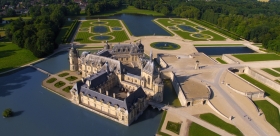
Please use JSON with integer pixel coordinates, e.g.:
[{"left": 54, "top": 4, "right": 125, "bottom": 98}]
[{"left": 3, "top": 108, "right": 13, "bottom": 118}]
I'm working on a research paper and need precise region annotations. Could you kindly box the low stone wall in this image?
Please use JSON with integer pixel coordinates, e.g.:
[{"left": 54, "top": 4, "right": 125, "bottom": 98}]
[
  {"left": 169, "top": 72, "right": 187, "bottom": 106},
  {"left": 222, "top": 54, "right": 236, "bottom": 64},
  {"left": 226, "top": 84, "right": 246, "bottom": 96},
  {"left": 244, "top": 67, "right": 280, "bottom": 93},
  {"left": 200, "top": 53, "right": 218, "bottom": 64},
  {"left": 207, "top": 100, "right": 231, "bottom": 120},
  {"left": 157, "top": 54, "right": 168, "bottom": 68}
]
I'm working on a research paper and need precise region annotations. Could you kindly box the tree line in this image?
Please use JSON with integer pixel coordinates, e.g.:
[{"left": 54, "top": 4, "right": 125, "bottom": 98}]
[{"left": 5, "top": 4, "right": 81, "bottom": 57}]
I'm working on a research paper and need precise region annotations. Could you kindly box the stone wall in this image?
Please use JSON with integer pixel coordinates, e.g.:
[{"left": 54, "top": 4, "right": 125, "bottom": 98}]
[
  {"left": 244, "top": 67, "right": 280, "bottom": 93},
  {"left": 222, "top": 54, "right": 236, "bottom": 64},
  {"left": 169, "top": 71, "right": 187, "bottom": 106},
  {"left": 156, "top": 54, "right": 168, "bottom": 68}
]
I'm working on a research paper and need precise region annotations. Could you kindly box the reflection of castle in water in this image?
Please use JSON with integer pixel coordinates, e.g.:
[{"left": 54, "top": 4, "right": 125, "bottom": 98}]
[{"left": 69, "top": 40, "right": 164, "bottom": 126}]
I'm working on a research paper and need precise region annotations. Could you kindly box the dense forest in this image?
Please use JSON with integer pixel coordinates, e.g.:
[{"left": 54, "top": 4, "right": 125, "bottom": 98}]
[{"left": 5, "top": 3, "right": 80, "bottom": 57}]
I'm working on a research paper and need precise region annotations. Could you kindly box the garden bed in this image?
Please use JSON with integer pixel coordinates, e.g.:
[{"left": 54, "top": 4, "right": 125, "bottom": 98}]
[{"left": 54, "top": 81, "right": 66, "bottom": 88}]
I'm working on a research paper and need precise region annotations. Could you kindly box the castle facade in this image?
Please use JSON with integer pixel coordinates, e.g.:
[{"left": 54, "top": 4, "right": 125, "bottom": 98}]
[{"left": 69, "top": 41, "right": 164, "bottom": 126}]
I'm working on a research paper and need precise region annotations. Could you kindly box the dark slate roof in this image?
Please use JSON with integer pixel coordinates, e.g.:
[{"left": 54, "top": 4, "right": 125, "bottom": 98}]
[
  {"left": 85, "top": 70, "right": 108, "bottom": 89},
  {"left": 96, "top": 50, "right": 112, "bottom": 57}
]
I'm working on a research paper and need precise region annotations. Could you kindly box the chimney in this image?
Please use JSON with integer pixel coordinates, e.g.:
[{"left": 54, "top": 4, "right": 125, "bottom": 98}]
[
  {"left": 106, "top": 91, "right": 108, "bottom": 96},
  {"left": 99, "top": 88, "right": 102, "bottom": 93},
  {"left": 113, "top": 93, "right": 115, "bottom": 98},
  {"left": 127, "top": 92, "right": 130, "bottom": 97}
]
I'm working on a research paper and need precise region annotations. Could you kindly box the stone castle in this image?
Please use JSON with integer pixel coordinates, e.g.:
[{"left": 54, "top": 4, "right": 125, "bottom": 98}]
[{"left": 69, "top": 41, "right": 164, "bottom": 126}]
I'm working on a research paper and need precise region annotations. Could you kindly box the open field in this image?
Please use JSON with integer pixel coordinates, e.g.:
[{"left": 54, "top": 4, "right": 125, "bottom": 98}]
[
  {"left": 194, "top": 44, "right": 244, "bottom": 47},
  {"left": 189, "top": 122, "right": 219, "bottom": 136},
  {"left": 55, "top": 21, "right": 73, "bottom": 44},
  {"left": 233, "top": 54, "right": 280, "bottom": 62},
  {"left": 74, "top": 20, "right": 129, "bottom": 43},
  {"left": 254, "top": 100, "right": 280, "bottom": 132},
  {"left": 91, "top": 6, "right": 164, "bottom": 17},
  {"left": 239, "top": 74, "right": 280, "bottom": 105},
  {"left": 200, "top": 113, "right": 243, "bottom": 136},
  {"left": 273, "top": 68, "right": 280, "bottom": 73},
  {"left": 261, "top": 68, "right": 280, "bottom": 77},
  {"left": 157, "top": 111, "right": 170, "bottom": 136},
  {"left": 155, "top": 18, "right": 226, "bottom": 41},
  {"left": 0, "top": 42, "right": 37, "bottom": 73},
  {"left": 216, "top": 58, "right": 227, "bottom": 64}
]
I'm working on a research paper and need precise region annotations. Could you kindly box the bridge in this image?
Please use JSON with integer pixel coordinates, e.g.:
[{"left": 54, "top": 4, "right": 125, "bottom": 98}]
[
  {"left": 148, "top": 101, "right": 172, "bottom": 111},
  {"left": 28, "top": 65, "right": 52, "bottom": 76}
]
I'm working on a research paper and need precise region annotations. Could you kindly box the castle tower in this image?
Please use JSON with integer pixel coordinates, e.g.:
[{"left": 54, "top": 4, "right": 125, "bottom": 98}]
[
  {"left": 153, "top": 73, "right": 164, "bottom": 102},
  {"left": 195, "top": 60, "right": 199, "bottom": 70},
  {"left": 69, "top": 44, "right": 79, "bottom": 71}
]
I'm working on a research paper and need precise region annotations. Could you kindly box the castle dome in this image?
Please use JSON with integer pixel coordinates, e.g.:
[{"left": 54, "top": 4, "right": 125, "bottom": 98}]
[{"left": 69, "top": 45, "right": 78, "bottom": 57}]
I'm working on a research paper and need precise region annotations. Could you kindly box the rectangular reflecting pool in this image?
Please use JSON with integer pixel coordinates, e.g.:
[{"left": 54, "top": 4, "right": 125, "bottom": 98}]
[{"left": 196, "top": 47, "right": 255, "bottom": 56}]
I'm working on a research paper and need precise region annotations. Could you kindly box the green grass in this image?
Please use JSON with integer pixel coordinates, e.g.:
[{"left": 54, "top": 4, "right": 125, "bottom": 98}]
[
  {"left": 275, "top": 80, "right": 280, "bottom": 84},
  {"left": 166, "top": 121, "right": 181, "bottom": 135},
  {"left": 233, "top": 54, "right": 280, "bottom": 62},
  {"left": 162, "top": 80, "right": 182, "bottom": 107},
  {"left": 254, "top": 100, "right": 280, "bottom": 132},
  {"left": 47, "top": 78, "right": 57, "bottom": 83},
  {"left": 55, "top": 21, "right": 73, "bottom": 44},
  {"left": 157, "top": 111, "right": 170, "bottom": 136},
  {"left": 261, "top": 68, "right": 280, "bottom": 77},
  {"left": 63, "top": 86, "right": 73, "bottom": 93},
  {"left": 92, "top": 6, "right": 164, "bottom": 17},
  {"left": 239, "top": 74, "right": 280, "bottom": 105},
  {"left": 3, "top": 17, "right": 31, "bottom": 20},
  {"left": 156, "top": 19, "right": 174, "bottom": 27},
  {"left": 189, "top": 122, "right": 219, "bottom": 136},
  {"left": 273, "top": 68, "right": 280, "bottom": 73},
  {"left": 74, "top": 32, "right": 95, "bottom": 43},
  {"left": 201, "top": 31, "right": 226, "bottom": 41},
  {"left": 0, "top": 42, "right": 37, "bottom": 73},
  {"left": 194, "top": 44, "right": 244, "bottom": 46},
  {"left": 216, "top": 58, "right": 227, "bottom": 64},
  {"left": 108, "top": 31, "right": 129, "bottom": 42},
  {"left": 58, "top": 72, "right": 69, "bottom": 77},
  {"left": 200, "top": 113, "right": 243, "bottom": 136},
  {"left": 80, "top": 21, "right": 95, "bottom": 27},
  {"left": 54, "top": 81, "right": 66, "bottom": 88},
  {"left": 66, "top": 76, "right": 78, "bottom": 81}
]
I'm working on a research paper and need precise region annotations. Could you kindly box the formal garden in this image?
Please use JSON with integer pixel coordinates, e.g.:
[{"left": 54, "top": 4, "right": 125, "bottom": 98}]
[
  {"left": 74, "top": 19, "right": 129, "bottom": 43},
  {"left": 155, "top": 18, "right": 226, "bottom": 41},
  {"left": 63, "top": 86, "right": 73, "bottom": 93},
  {"left": 233, "top": 53, "right": 280, "bottom": 62}
]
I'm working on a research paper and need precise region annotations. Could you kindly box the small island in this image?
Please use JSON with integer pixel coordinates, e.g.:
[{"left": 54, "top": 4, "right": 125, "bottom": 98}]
[{"left": 2, "top": 108, "right": 13, "bottom": 118}]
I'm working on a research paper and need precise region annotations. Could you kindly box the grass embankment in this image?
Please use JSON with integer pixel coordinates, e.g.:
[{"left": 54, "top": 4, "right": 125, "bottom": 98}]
[
  {"left": 166, "top": 121, "right": 181, "bottom": 135},
  {"left": 233, "top": 54, "right": 280, "bottom": 62},
  {"left": 189, "top": 122, "right": 219, "bottom": 136},
  {"left": 190, "top": 19, "right": 241, "bottom": 40},
  {"left": 239, "top": 74, "right": 280, "bottom": 105},
  {"left": 200, "top": 113, "right": 243, "bottom": 136},
  {"left": 273, "top": 68, "right": 280, "bottom": 73},
  {"left": 75, "top": 20, "right": 129, "bottom": 43},
  {"left": 275, "top": 80, "right": 280, "bottom": 84},
  {"left": 0, "top": 43, "right": 37, "bottom": 73},
  {"left": 91, "top": 6, "right": 164, "bottom": 17},
  {"left": 47, "top": 78, "right": 57, "bottom": 83},
  {"left": 254, "top": 100, "right": 280, "bottom": 132},
  {"left": 216, "top": 58, "right": 227, "bottom": 64},
  {"left": 194, "top": 44, "right": 244, "bottom": 47},
  {"left": 157, "top": 111, "right": 170, "bottom": 136},
  {"left": 261, "top": 68, "right": 280, "bottom": 77}
]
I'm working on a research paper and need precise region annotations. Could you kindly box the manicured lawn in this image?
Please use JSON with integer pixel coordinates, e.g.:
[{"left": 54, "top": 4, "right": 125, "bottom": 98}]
[
  {"left": 261, "top": 68, "right": 280, "bottom": 77},
  {"left": 254, "top": 100, "right": 280, "bottom": 132},
  {"left": 201, "top": 31, "right": 226, "bottom": 41},
  {"left": 74, "top": 32, "right": 95, "bottom": 43},
  {"left": 0, "top": 42, "right": 37, "bottom": 73},
  {"left": 200, "top": 113, "right": 243, "bottom": 136},
  {"left": 63, "top": 86, "right": 73, "bottom": 93},
  {"left": 273, "top": 68, "right": 280, "bottom": 73},
  {"left": 55, "top": 21, "right": 73, "bottom": 44},
  {"left": 156, "top": 19, "right": 173, "bottom": 27},
  {"left": 110, "top": 31, "right": 129, "bottom": 42},
  {"left": 216, "top": 58, "right": 227, "bottom": 64},
  {"left": 166, "top": 121, "right": 181, "bottom": 134},
  {"left": 194, "top": 44, "right": 244, "bottom": 46},
  {"left": 92, "top": 6, "right": 164, "bottom": 17},
  {"left": 58, "top": 72, "right": 69, "bottom": 77},
  {"left": 66, "top": 76, "right": 78, "bottom": 81},
  {"left": 233, "top": 54, "right": 280, "bottom": 62},
  {"left": 47, "top": 78, "right": 57, "bottom": 83},
  {"left": 239, "top": 74, "right": 280, "bottom": 105},
  {"left": 189, "top": 122, "right": 219, "bottom": 136},
  {"left": 157, "top": 111, "right": 170, "bottom": 136},
  {"left": 3, "top": 17, "right": 31, "bottom": 20},
  {"left": 54, "top": 81, "right": 66, "bottom": 88}
]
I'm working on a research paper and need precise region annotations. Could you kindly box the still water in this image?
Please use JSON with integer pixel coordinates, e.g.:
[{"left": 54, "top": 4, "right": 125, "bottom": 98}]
[
  {"left": 196, "top": 47, "right": 255, "bottom": 56},
  {"left": 0, "top": 53, "right": 162, "bottom": 136}
]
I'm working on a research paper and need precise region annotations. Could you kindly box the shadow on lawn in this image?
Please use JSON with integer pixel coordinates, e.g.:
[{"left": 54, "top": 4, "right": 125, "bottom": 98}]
[{"left": 0, "top": 49, "right": 17, "bottom": 58}]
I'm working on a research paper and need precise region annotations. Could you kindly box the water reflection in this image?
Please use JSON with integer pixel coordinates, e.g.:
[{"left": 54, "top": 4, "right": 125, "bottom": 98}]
[{"left": 196, "top": 47, "right": 255, "bottom": 56}]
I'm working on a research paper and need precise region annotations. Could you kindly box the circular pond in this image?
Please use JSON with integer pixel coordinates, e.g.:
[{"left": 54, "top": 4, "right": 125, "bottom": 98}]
[
  {"left": 111, "top": 27, "right": 122, "bottom": 31},
  {"left": 91, "top": 26, "right": 109, "bottom": 33},
  {"left": 195, "top": 26, "right": 206, "bottom": 31},
  {"left": 168, "top": 26, "right": 179, "bottom": 31},
  {"left": 91, "top": 35, "right": 114, "bottom": 41},
  {"left": 192, "top": 34, "right": 211, "bottom": 39},
  {"left": 150, "top": 42, "right": 181, "bottom": 50},
  {"left": 79, "top": 27, "right": 89, "bottom": 32},
  {"left": 178, "top": 25, "right": 198, "bottom": 32}
]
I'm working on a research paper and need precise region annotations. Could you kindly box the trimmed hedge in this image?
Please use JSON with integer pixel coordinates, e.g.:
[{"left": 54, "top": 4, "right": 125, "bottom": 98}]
[{"left": 62, "top": 20, "right": 80, "bottom": 43}]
